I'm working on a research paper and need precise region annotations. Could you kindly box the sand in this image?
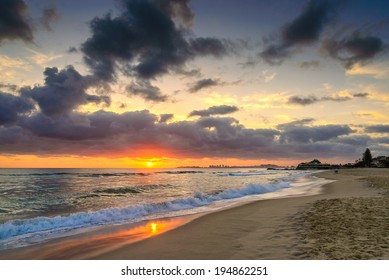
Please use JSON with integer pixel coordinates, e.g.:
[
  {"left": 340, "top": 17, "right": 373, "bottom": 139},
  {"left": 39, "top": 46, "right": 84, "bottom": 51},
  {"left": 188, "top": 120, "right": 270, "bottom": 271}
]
[
  {"left": 2, "top": 168, "right": 388, "bottom": 260},
  {"left": 92, "top": 168, "right": 389, "bottom": 260}
]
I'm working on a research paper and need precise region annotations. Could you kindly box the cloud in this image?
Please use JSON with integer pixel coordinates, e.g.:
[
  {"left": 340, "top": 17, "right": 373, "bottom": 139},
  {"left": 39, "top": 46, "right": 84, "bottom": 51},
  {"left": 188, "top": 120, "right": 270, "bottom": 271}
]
[
  {"left": 159, "top": 113, "right": 174, "bottom": 123},
  {"left": 260, "top": 0, "right": 337, "bottom": 65},
  {"left": 276, "top": 118, "right": 315, "bottom": 130},
  {"left": 287, "top": 95, "right": 319, "bottom": 105},
  {"left": 0, "top": 0, "right": 33, "bottom": 44},
  {"left": 281, "top": 0, "right": 335, "bottom": 45},
  {"left": 21, "top": 66, "right": 110, "bottom": 116},
  {"left": 0, "top": 92, "right": 34, "bottom": 125},
  {"left": 323, "top": 32, "right": 385, "bottom": 69},
  {"left": 260, "top": 44, "right": 290, "bottom": 66},
  {"left": 345, "top": 62, "right": 389, "bottom": 79},
  {"left": 374, "top": 137, "right": 389, "bottom": 145},
  {"left": 0, "top": 83, "right": 18, "bottom": 92},
  {"left": 188, "top": 78, "right": 222, "bottom": 93},
  {"left": 1, "top": 107, "right": 383, "bottom": 160},
  {"left": 81, "top": 0, "right": 232, "bottom": 83},
  {"left": 68, "top": 47, "right": 78, "bottom": 53},
  {"left": 126, "top": 80, "right": 168, "bottom": 102},
  {"left": 336, "top": 135, "right": 370, "bottom": 146},
  {"left": 40, "top": 7, "right": 59, "bottom": 31},
  {"left": 365, "top": 125, "right": 389, "bottom": 134},
  {"left": 353, "top": 92, "right": 369, "bottom": 98},
  {"left": 20, "top": 110, "right": 158, "bottom": 142},
  {"left": 300, "top": 60, "right": 320, "bottom": 68},
  {"left": 323, "top": 95, "right": 352, "bottom": 102},
  {"left": 188, "top": 105, "right": 239, "bottom": 117},
  {"left": 287, "top": 94, "right": 360, "bottom": 106},
  {"left": 279, "top": 124, "right": 353, "bottom": 143}
]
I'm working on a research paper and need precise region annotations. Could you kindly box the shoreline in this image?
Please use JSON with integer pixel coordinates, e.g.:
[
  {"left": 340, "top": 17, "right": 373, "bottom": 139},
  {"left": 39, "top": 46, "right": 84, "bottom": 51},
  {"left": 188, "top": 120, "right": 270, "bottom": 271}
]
[
  {"left": 92, "top": 168, "right": 387, "bottom": 260},
  {"left": 0, "top": 171, "right": 327, "bottom": 259},
  {"left": 1, "top": 168, "right": 387, "bottom": 259}
]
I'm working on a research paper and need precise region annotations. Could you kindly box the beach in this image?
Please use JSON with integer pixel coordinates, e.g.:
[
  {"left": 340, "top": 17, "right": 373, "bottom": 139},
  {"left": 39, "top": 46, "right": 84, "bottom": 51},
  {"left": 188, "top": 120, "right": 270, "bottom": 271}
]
[
  {"left": 93, "top": 168, "right": 389, "bottom": 260},
  {"left": 1, "top": 168, "right": 388, "bottom": 260}
]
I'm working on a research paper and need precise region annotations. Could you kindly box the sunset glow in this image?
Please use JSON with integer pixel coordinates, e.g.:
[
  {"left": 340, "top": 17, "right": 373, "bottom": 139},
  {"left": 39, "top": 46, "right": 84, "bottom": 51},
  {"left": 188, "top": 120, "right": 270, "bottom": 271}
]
[{"left": 0, "top": 0, "right": 388, "bottom": 168}]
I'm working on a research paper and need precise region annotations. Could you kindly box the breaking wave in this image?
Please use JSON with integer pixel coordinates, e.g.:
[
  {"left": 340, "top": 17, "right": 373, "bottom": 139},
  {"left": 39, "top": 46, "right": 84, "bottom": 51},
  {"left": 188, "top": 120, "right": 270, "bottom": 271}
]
[{"left": 0, "top": 177, "right": 295, "bottom": 243}]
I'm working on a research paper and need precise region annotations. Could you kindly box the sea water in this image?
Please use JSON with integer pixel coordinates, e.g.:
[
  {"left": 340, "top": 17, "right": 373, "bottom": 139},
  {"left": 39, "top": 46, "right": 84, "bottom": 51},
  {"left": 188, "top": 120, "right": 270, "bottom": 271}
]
[{"left": 0, "top": 168, "right": 326, "bottom": 249}]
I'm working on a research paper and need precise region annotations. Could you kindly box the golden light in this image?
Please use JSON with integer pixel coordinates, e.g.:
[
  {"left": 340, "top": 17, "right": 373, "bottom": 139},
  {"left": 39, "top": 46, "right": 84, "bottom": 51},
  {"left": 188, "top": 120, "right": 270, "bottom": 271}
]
[
  {"left": 147, "top": 161, "right": 153, "bottom": 167},
  {"left": 150, "top": 222, "right": 158, "bottom": 234}
]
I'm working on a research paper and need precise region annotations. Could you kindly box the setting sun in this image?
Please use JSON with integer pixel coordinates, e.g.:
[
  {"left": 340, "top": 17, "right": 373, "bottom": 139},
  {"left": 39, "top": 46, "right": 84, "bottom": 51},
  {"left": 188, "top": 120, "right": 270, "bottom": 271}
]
[{"left": 147, "top": 162, "right": 153, "bottom": 167}]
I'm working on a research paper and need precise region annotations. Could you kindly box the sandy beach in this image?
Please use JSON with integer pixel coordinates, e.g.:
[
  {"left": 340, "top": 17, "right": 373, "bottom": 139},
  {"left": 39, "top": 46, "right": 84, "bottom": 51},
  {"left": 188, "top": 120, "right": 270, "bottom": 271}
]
[
  {"left": 1, "top": 168, "right": 388, "bottom": 260},
  {"left": 93, "top": 168, "right": 389, "bottom": 260}
]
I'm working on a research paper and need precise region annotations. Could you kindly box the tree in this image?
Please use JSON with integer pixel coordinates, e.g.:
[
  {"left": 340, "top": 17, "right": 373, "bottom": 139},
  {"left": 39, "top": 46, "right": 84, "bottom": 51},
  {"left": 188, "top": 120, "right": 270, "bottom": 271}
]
[{"left": 363, "top": 148, "right": 372, "bottom": 167}]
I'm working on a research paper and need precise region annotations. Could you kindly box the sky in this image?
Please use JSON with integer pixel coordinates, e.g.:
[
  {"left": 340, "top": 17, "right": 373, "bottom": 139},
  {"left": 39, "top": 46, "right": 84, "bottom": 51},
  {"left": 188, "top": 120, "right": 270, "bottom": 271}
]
[{"left": 0, "top": 0, "right": 389, "bottom": 168}]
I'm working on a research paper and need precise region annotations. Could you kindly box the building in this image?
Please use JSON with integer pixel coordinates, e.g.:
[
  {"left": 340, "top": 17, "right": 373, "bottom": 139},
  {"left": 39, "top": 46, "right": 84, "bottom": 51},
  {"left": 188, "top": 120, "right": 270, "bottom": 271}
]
[{"left": 296, "top": 159, "right": 332, "bottom": 170}]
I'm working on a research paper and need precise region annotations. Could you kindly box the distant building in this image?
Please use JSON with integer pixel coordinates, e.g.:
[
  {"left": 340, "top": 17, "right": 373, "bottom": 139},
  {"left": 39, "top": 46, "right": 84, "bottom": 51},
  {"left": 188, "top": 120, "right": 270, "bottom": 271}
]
[
  {"left": 296, "top": 159, "right": 332, "bottom": 170},
  {"left": 371, "top": 156, "right": 389, "bottom": 168}
]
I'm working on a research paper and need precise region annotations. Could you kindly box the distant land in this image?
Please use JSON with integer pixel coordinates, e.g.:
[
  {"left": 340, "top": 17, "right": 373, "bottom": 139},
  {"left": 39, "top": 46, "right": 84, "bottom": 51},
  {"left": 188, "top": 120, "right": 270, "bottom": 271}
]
[{"left": 176, "top": 164, "right": 288, "bottom": 169}]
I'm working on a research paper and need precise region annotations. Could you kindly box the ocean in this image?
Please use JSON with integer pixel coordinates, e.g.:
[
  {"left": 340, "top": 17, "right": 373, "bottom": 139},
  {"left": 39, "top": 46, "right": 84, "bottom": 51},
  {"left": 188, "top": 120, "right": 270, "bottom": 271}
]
[{"left": 0, "top": 168, "right": 327, "bottom": 251}]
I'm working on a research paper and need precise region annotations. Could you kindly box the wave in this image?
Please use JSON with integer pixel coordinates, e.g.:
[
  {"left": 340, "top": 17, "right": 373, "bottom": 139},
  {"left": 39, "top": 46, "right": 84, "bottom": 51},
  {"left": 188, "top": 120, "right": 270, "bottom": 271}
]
[
  {"left": 0, "top": 172, "right": 150, "bottom": 178},
  {"left": 94, "top": 184, "right": 173, "bottom": 195},
  {"left": 0, "top": 177, "right": 297, "bottom": 243},
  {"left": 216, "top": 171, "right": 270, "bottom": 177},
  {"left": 0, "top": 172, "right": 74, "bottom": 177},
  {"left": 0, "top": 209, "right": 10, "bottom": 214},
  {"left": 157, "top": 171, "right": 204, "bottom": 174}
]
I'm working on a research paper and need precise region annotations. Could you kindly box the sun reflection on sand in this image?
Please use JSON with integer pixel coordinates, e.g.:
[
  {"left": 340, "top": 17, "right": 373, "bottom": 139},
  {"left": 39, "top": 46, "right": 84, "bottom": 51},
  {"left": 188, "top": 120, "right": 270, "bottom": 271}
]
[
  {"left": 150, "top": 222, "right": 158, "bottom": 234},
  {"left": 2, "top": 218, "right": 190, "bottom": 259}
]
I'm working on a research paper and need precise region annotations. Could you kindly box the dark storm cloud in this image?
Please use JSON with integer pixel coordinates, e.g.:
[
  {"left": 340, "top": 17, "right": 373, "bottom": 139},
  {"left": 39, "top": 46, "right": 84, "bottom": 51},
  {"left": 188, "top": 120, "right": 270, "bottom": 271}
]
[
  {"left": 0, "top": 126, "right": 25, "bottom": 145},
  {"left": 126, "top": 80, "right": 168, "bottom": 102},
  {"left": 1, "top": 107, "right": 384, "bottom": 159},
  {"left": 188, "top": 105, "right": 239, "bottom": 117},
  {"left": 336, "top": 135, "right": 371, "bottom": 147},
  {"left": 81, "top": 0, "right": 232, "bottom": 83},
  {"left": 0, "top": 0, "right": 33, "bottom": 44},
  {"left": 151, "top": 0, "right": 194, "bottom": 28},
  {"left": 21, "top": 66, "right": 110, "bottom": 117},
  {"left": 188, "top": 78, "right": 222, "bottom": 93},
  {"left": 281, "top": 0, "right": 335, "bottom": 45},
  {"left": 365, "top": 125, "right": 389, "bottom": 134},
  {"left": 21, "top": 110, "right": 158, "bottom": 141},
  {"left": 0, "top": 92, "right": 34, "bottom": 125},
  {"left": 188, "top": 37, "right": 232, "bottom": 57},
  {"left": 260, "top": 0, "right": 337, "bottom": 65},
  {"left": 279, "top": 124, "right": 353, "bottom": 143},
  {"left": 323, "top": 32, "right": 385, "bottom": 69}
]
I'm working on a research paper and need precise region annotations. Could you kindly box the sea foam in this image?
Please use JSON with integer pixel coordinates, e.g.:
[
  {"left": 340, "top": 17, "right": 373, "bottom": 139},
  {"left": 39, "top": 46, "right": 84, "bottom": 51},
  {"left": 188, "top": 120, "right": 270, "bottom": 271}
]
[{"left": 0, "top": 175, "right": 299, "bottom": 244}]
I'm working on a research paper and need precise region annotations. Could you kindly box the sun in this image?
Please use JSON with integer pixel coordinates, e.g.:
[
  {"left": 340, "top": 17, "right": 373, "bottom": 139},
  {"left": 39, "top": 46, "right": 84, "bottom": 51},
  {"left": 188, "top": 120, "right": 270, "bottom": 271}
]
[{"left": 147, "top": 161, "right": 153, "bottom": 167}]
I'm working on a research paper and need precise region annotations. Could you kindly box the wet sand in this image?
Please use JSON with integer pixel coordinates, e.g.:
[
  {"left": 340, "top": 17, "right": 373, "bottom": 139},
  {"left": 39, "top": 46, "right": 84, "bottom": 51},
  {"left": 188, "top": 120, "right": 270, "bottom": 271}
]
[
  {"left": 2, "top": 168, "right": 387, "bottom": 260},
  {"left": 93, "top": 168, "right": 389, "bottom": 259}
]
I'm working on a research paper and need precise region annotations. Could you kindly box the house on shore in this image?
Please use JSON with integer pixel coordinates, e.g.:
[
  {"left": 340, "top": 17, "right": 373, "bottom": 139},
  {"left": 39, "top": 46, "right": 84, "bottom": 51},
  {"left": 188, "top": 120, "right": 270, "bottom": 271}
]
[
  {"left": 296, "top": 159, "right": 332, "bottom": 170},
  {"left": 371, "top": 156, "right": 389, "bottom": 168}
]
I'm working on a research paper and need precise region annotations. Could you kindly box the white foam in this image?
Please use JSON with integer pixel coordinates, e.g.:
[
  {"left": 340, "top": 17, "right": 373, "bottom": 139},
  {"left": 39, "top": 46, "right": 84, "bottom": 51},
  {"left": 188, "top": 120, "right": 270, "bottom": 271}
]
[{"left": 0, "top": 172, "right": 317, "bottom": 248}]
